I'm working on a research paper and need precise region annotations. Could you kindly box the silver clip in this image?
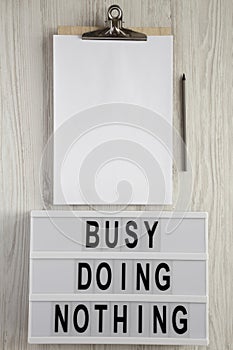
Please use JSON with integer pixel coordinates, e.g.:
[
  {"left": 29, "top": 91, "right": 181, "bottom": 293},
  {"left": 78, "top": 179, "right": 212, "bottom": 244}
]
[{"left": 82, "top": 5, "right": 147, "bottom": 41}]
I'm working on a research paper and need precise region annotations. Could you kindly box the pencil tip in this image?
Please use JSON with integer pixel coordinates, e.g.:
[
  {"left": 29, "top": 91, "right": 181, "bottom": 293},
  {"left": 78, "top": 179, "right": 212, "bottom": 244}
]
[{"left": 182, "top": 73, "right": 186, "bottom": 80}]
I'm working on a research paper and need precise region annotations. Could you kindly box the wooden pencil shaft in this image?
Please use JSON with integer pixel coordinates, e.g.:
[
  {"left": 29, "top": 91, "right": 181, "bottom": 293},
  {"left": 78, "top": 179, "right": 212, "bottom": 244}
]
[{"left": 182, "top": 75, "right": 187, "bottom": 171}]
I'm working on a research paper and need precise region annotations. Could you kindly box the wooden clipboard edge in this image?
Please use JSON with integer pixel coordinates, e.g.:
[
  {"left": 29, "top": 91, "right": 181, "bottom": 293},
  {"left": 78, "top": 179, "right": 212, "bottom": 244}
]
[{"left": 58, "top": 26, "right": 172, "bottom": 36}]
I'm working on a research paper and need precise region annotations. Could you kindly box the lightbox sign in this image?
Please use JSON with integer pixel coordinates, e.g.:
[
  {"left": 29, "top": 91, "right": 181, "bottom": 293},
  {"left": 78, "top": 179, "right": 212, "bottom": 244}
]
[{"left": 28, "top": 211, "right": 208, "bottom": 345}]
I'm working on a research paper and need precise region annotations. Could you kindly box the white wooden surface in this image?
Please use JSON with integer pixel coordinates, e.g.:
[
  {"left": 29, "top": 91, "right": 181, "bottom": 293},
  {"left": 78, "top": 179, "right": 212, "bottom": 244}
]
[{"left": 0, "top": 0, "right": 232, "bottom": 349}]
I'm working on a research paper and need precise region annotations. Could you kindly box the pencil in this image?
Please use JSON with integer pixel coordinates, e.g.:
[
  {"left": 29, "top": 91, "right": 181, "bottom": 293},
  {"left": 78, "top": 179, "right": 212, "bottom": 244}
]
[{"left": 181, "top": 73, "right": 187, "bottom": 171}]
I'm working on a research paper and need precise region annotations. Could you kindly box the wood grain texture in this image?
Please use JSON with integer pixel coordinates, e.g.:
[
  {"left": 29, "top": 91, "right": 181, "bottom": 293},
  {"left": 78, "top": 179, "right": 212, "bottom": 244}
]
[{"left": 0, "top": 0, "right": 232, "bottom": 349}]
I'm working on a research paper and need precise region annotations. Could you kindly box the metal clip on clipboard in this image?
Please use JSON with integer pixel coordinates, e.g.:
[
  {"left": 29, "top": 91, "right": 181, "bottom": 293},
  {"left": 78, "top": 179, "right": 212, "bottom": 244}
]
[{"left": 82, "top": 4, "right": 147, "bottom": 41}]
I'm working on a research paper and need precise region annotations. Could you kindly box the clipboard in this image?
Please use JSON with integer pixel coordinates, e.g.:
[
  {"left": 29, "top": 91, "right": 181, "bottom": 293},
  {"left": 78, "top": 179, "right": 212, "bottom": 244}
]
[{"left": 53, "top": 5, "right": 173, "bottom": 205}]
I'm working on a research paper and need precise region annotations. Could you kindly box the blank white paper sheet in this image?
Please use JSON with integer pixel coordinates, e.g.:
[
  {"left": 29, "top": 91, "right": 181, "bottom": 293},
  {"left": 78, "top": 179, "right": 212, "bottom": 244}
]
[{"left": 53, "top": 35, "right": 173, "bottom": 205}]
